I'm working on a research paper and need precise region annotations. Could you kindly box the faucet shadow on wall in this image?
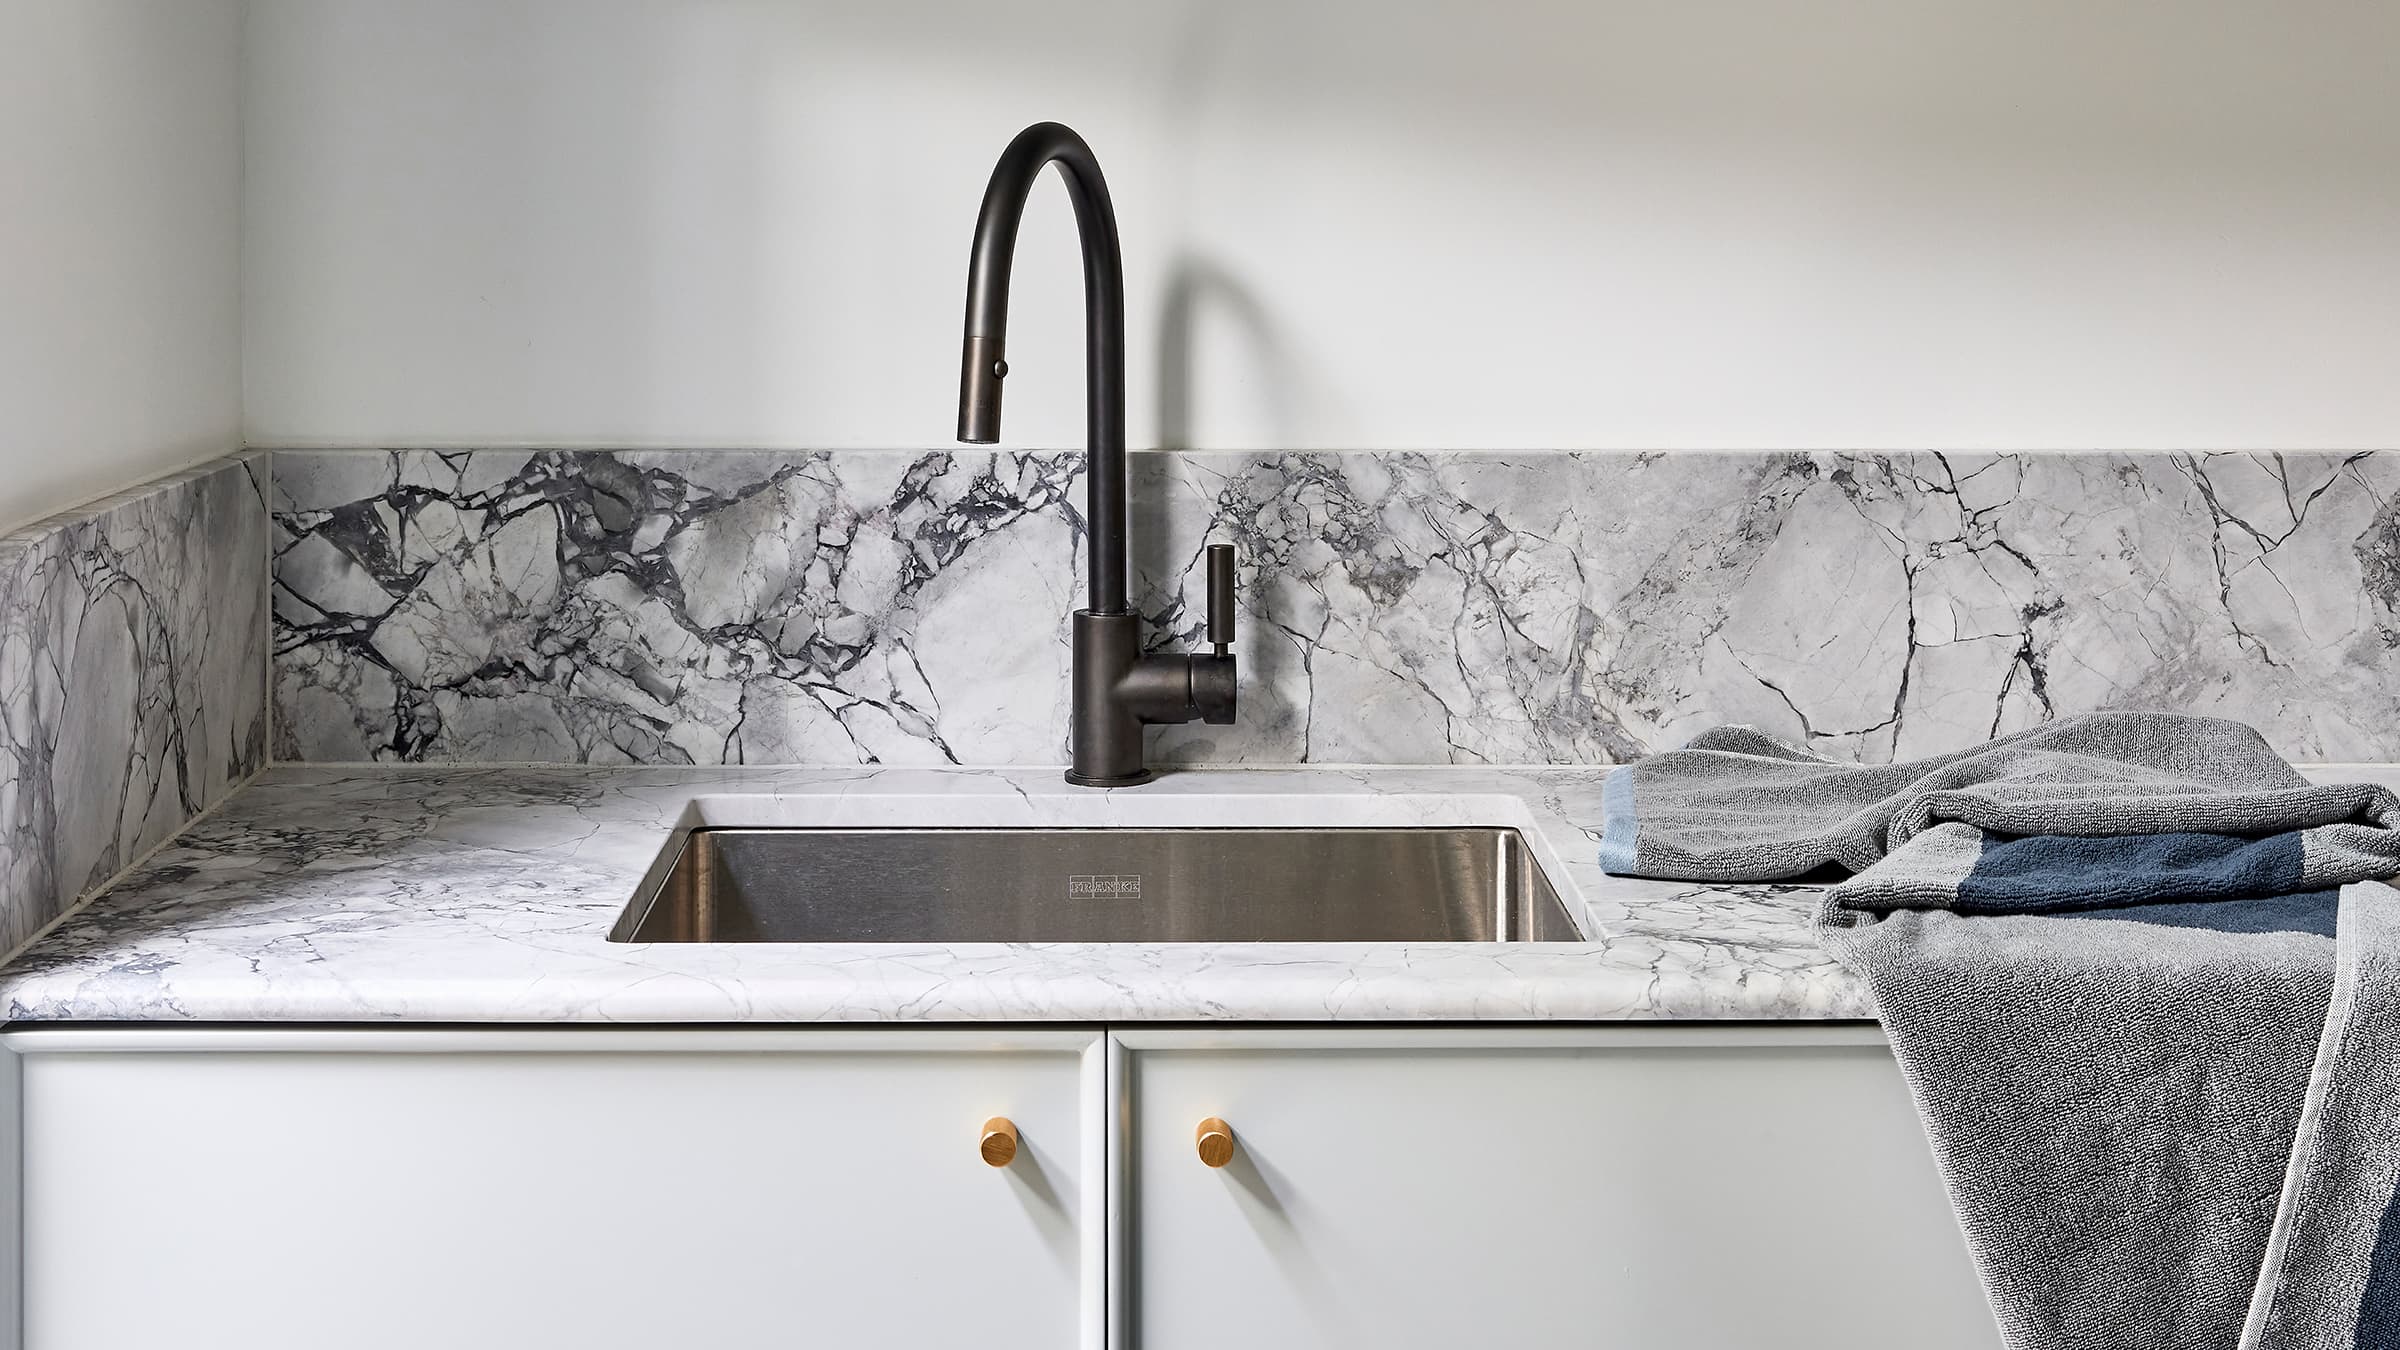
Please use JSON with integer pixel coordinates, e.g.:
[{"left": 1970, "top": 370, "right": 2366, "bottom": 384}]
[
  {"left": 1152, "top": 253, "right": 1298, "bottom": 453},
  {"left": 1140, "top": 252, "right": 1305, "bottom": 763}
]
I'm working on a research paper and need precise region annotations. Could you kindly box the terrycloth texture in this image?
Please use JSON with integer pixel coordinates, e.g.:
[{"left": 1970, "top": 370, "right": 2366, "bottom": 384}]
[
  {"left": 1835, "top": 896, "right": 2342, "bottom": 1347},
  {"left": 2246, "top": 886, "right": 2400, "bottom": 1349},
  {"left": 1600, "top": 713, "right": 2400, "bottom": 1350},
  {"left": 1598, "top": 715, "right": 2395, "bottom": 882},
  {"left": 1834, "top": 823, "right": 2400, "bottom": 916}
]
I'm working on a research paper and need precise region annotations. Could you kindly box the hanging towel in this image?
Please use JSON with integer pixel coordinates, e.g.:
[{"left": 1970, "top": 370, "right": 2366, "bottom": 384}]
[{"left": 1600, "top": 712, "right": 2400, "bottom": 1350}]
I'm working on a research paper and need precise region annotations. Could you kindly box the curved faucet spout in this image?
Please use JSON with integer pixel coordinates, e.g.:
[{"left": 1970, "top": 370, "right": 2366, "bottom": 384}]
[
  {"left": 955, "top": 122, "right": 1236, "bottom": 787},
  {"left": 956, "top": 121, "right": 1128, "bottom": 615}
]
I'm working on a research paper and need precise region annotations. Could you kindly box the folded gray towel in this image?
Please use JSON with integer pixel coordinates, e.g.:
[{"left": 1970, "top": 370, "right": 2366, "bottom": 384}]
[
  {"left": 1601, "top": 712, "right": 2400, "bottom": 1350},
  {"left": 1599, "top": 714, "right": 2394, "bottom": 882}
]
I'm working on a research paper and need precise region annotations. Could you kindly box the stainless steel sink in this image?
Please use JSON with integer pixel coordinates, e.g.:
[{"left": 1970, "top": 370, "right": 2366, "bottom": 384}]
[{"left": 609, "top": 827, "right": 1579, "bottom": 943}]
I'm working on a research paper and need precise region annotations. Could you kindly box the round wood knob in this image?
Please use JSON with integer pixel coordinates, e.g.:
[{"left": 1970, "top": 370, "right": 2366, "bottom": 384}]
[
  {"left": 980, "top": 1117, "right": 1019, "bottom": 1168},
  {"left": 1195, "top": 1117, "right": 1235, "bottom": 1168}
]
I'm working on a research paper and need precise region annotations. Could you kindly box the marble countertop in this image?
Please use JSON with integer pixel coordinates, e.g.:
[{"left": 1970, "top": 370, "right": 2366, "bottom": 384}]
[{"left": 0, "top": 763, "right": 1871, "bottom": 1024}]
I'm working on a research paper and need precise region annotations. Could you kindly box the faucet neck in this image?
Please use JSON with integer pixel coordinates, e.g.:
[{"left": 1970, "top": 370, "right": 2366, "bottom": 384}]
[{"left": 956, "top": 122, "right": 1129, "bottom": 615}]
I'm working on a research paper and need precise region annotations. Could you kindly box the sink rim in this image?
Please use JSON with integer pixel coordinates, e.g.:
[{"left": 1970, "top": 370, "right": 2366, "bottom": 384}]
[{"left": 610, "top": 803, "right": 1590, "bottom": 945}]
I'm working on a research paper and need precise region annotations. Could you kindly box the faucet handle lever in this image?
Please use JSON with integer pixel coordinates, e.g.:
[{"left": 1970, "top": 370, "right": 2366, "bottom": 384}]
[{"left": 1205, "top": 544, "right": 1236, "bottom": 655}]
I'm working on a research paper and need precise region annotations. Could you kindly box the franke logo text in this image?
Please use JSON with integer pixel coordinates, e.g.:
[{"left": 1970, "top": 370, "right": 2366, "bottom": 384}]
[{"left": 1067, "top": 874, "right": 1142, "bottom": 899}]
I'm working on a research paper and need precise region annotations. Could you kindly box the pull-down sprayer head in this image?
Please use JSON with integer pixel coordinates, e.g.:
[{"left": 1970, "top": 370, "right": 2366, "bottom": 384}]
[{"left": 958, "top": 338, "right": 1006, "bottom": 445}]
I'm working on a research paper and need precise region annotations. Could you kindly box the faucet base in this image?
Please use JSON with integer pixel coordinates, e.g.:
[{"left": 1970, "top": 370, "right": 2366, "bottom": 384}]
[
  {"left": 1066, "top": 606, "right": 1239, "bottom": 788},
  {"left": 1063, "top": 767, "right": 1157, "bottom": 788},
  {"left": 1069, "top": 610, "right": 1153, "bottom": 786}
]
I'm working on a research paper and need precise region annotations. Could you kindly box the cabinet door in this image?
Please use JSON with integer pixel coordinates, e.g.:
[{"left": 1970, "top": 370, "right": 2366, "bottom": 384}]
[
  {"left": 10, "top": 1028, "right": 1102, "bottom": 1350},
  {"left": 1118, "top": 1027, "right": 1998, "bottom": 1350}
]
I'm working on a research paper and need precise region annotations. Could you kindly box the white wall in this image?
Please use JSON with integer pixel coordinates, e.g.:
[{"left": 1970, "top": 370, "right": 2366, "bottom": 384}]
[
  {"left": 242, "top": 0, "right": 2400, "bottom": 452},
  {"left": 0, "top": 1, "right": 244, "bottom": 534}
]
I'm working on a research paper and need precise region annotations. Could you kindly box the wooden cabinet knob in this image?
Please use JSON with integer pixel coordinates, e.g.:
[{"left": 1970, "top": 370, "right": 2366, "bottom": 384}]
[
  {"left": 1195, "top": 1117, "right": 1235, "bottom": 1168},
  {"left": 980, "top": 1116, "right": 1019, "bottom": 1168}
]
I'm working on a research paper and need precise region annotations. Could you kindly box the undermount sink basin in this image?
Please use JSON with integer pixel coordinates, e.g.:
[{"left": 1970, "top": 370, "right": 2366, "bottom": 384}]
[{"left": 609, "top": 827, "right": 1579, "bottom": 944}]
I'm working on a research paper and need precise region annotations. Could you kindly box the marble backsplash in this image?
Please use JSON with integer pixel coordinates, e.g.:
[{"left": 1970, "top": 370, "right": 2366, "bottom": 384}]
[
  {"left": 269, "top": 448, "right": 2400, "bottom": 767},
  {"left": 0, "top": 454, "right": 269, "bottom": 955}
]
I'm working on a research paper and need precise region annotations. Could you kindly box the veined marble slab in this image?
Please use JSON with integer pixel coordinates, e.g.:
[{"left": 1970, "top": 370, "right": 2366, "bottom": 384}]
[
  {"left": 0, "top": 764, "right": 1864, "bottom": 1024},
  {"left": 0, "top": 455, "right": 268, "bottom": 957},
  {"left": 270, "top": 448, "right": 2400, "bottom": 767}
]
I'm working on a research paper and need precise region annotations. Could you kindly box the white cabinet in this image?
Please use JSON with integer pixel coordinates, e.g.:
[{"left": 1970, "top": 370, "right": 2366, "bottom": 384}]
[
  {"left": 1116, "top": 1027, "right": 1999, "bottom": 1350},
  {"left": 7, "top": 1028, "right": 1103, "bottom": 1350},
  {"left": 2, "top": 1024, "right": 1998, "bottom": 1350}
]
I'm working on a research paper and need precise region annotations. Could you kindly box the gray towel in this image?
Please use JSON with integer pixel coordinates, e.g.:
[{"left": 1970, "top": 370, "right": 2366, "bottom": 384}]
[{"left": 1600, "top": 713, "right": 2400, "bottom": 1349}]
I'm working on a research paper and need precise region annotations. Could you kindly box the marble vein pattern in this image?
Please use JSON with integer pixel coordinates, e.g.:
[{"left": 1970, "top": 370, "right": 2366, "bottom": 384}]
[
  {"left": 0, "top": 765, "right": 1866, "bottom": 1024},
  {"left": 272, "top": 449, "right": 2400, "bottom": 767},
  {"left": 0, "top": 454, "right": 269, "bottom": 958}
]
